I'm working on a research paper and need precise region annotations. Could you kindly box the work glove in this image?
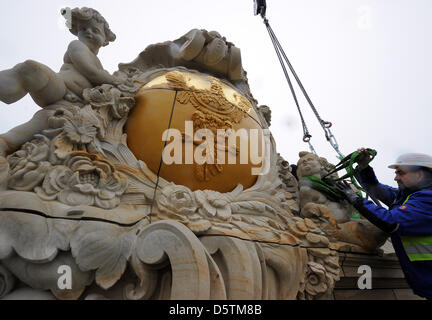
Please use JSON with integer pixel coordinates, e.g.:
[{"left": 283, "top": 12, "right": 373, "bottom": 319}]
[
  {"left": 336, "top": 181, "right": 360, "bottom": 205},
  {"left": 337, "top": 180, "right": 398, "bottom": 233}
]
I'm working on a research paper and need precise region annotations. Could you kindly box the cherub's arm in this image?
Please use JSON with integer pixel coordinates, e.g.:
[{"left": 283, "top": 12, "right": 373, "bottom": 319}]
[{"left": 67, "top": 40, "right": 119, "bottom": 85}]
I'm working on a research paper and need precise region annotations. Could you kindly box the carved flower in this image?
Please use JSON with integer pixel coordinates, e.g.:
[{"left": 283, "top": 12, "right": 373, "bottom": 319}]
[
  {"left": 49, "top": 105, "right": 105, "bottom": 159},
  {"left": 7, "top": 135, "right": 52, "bottom": 191},
  {"left": 36, "top": 152, "right": 127, "bottom": 209},
  {"left": 157, "top": 184, "right": 197, "bottom": 216},
  {"left": 62, "top": 105, "right": 102, "bottom": 144},
  {"left": 302, "top": 262, "right": 331, "bottom": 299},
  {"left": 47, "top": 107, "right": 74, "bottom": 129},
  {"left": 195, "top": 190, "right": 231, "bottom": 220},
  {"left": 114, "top": 69, "right": 143, "bottom": 94},
  {"left": 63, "top": 119, "right": 98, "bottom": 145},
  {"left": 9, "top": 134, "right": 50, "bottom": 165},
  {"left": 83, "top": 84, "right": 134, "bottom": 119}
]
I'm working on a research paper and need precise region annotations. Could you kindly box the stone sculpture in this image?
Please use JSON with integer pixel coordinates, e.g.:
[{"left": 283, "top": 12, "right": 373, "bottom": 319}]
[
  {"left": 0, "top": 7, "right": 384, "bottom": 300},
  {"left": 297, "top": 151, "right": 387, "bottom": 252},
  {"left": 0, "top": 8, "right": 124, "bottom": 158}
]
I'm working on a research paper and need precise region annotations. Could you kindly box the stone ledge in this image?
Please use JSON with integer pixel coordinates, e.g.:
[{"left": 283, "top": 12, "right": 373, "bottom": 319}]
[
  {"left": 334, "top": 251, "right": 424, "bottom": 300},
  {"left": 333, "top": 289, "right": 425, "bottom": 300}
]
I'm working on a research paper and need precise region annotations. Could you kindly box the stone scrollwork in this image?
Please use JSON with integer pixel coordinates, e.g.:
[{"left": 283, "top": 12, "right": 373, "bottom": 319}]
[
  {"left": 297, "top": 248, "right": 341, "bottom": 300},
  {"left": 134, "top": 220, "right": 215, "bottom": 299},
  {"left": 0, "top": 264, "right": 15, "bottom": 299},
  {"left": 0, "top": 207, "right": 336, "bottom": 300},
  {"left": 124, "top": 255, "right": 159, "bottom": 300},
  {"left": 299, "top": 261, "right": 333, "bottom": 300}
]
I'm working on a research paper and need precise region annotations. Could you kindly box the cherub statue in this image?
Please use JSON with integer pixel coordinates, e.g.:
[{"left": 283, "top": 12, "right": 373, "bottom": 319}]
[
  {"left": 0, "top": 7, "right": 124, "bottom": 156},
  {"left": 296, "top": 151, "right": 387, "bottom": 252},
  {"left": 297, "top": 151, "right": 352, "bottom": 223}
]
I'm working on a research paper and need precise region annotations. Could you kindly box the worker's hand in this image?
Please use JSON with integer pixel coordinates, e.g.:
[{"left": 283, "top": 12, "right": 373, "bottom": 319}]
[
  {"left": 336, "top": 181, "right": 360, "bottom": 205},
  {"left": 356, "top": 147, "right": 371, "bottom": 168}
]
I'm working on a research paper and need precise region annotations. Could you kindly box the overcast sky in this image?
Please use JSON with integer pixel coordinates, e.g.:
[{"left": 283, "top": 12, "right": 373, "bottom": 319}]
[{"left": 0, "top": 0, "right": 431, "bottom": 187}]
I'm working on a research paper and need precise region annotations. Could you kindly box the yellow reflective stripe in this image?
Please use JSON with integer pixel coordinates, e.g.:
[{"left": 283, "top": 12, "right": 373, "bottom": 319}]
[
  {"left": 402, "top": 195, "right": 411, "bottom": 205},
  {"left": 401, "top": 235, "right": 432, "bottom": 246},
  {"left": 401, "top": 235, "right": 432, "bottom": 261},
  {"left": 391, "top": 194, "right": 411, "bottom": 206},
  {"left": 405, "top": 253, "right": 432, "bottom": 262}
]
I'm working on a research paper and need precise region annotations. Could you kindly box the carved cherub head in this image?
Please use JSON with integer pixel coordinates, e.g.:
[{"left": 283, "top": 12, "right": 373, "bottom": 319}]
[
  {"left": 296, "top": 151, "right": 338, "bottom": 180},
  {"left": 67, "top": 7, "right": 116, "bottom": 47}
]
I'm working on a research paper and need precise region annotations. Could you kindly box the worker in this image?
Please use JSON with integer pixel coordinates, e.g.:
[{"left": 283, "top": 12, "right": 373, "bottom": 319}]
[{"left": 337, "top": 149, "right": 432, "bottom": 299}]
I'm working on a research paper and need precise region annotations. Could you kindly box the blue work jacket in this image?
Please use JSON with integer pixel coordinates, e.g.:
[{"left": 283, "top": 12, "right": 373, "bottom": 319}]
[{"left": 355, "top": 166, "right": 432, "bottom": 299}]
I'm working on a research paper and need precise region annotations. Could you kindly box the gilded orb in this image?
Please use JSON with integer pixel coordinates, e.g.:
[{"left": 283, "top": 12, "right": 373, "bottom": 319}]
[{"left": 125, "top": 70, "right": 266, "bottom": 193}]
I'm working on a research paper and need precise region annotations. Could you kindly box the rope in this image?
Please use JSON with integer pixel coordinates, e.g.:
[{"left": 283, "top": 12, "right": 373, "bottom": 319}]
[
  {"left": 147, "top": 90, "right": 178, "bottom": 225},
  {"left": 264, "top": 19, "right": 314, "bottom": 153},
  {"left": 263, "top": 17, "right": 344, "bottom": 157}
]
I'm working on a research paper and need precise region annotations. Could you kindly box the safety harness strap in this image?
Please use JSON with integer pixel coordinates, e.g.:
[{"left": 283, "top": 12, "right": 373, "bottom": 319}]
[
  {"left": 301, "top": 176, "right": 345, "bottom": 202},
  {"left": 301, "top": 149, "right": 377, "bottom": 203}
]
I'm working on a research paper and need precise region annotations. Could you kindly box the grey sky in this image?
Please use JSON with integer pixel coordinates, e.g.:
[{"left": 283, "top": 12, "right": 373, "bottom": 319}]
[{"left": 0, "top": 0, "right": 431, "bottom": 187}]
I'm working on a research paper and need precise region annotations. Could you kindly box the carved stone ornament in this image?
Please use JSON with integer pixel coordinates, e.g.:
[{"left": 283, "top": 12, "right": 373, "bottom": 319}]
[{"left": 0, "top": 7, "right": 386, "bottom": 300}]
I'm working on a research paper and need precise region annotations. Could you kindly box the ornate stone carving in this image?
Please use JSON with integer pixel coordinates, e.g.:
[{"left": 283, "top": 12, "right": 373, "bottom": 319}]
[
  {"left": 257, "top": 105, "right": 271, "bottom": 127},
  {"left": 0, "top": 7, "right": 388, "bottom": 300},
  {"left": 166, "top": 70, "right": 252, "bottom": 115},
  {"left": 296, "top": 151, "right": 387, "bottom": 252},
  {"left": 36, "top": 152, "right": 127, "bottom": 209},
  {"left": 5, "top": 86, "right": 131, "bottom": 209}
]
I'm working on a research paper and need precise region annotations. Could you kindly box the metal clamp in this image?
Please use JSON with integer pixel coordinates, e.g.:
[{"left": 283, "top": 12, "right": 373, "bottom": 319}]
[
  {"left": 254, "top": 0, "right": 267, "bottom": 18},
  {"left": 303, "top": 134, "right": 312, "bottom": 142}
]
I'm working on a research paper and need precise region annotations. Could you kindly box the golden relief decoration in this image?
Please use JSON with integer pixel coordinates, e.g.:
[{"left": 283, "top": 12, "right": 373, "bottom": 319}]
[
  {"left": 164, "top": 70, "right": 252, "bottom": 120},
  {"left": 162, "top": 71, "right": 250, "bottom": 182},
  {"left": 127, "top": 69, "right": 263, "bottom": 192},
  {"left": 185, "top": 111, "right": 240, "bottom": 182}
]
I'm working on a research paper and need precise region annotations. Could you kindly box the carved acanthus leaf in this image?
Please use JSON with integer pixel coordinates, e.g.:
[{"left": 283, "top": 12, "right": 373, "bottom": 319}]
[
  {"left": 70, "top": 221, "right": 136, "bottom": 290},
  {"left": 0, "top": 210, "right": 75, "bottom": 263}
]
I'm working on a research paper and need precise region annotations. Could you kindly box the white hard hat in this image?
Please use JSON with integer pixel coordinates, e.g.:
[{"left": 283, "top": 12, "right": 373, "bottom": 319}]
[{"left": 388, "top": 153, "right": 432, "bottom": 170}]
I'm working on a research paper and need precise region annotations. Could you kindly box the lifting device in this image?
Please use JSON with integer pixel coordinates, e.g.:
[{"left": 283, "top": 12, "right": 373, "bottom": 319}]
[{"left": 253, "top": 1, "right": 382, "bottom": 207}]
